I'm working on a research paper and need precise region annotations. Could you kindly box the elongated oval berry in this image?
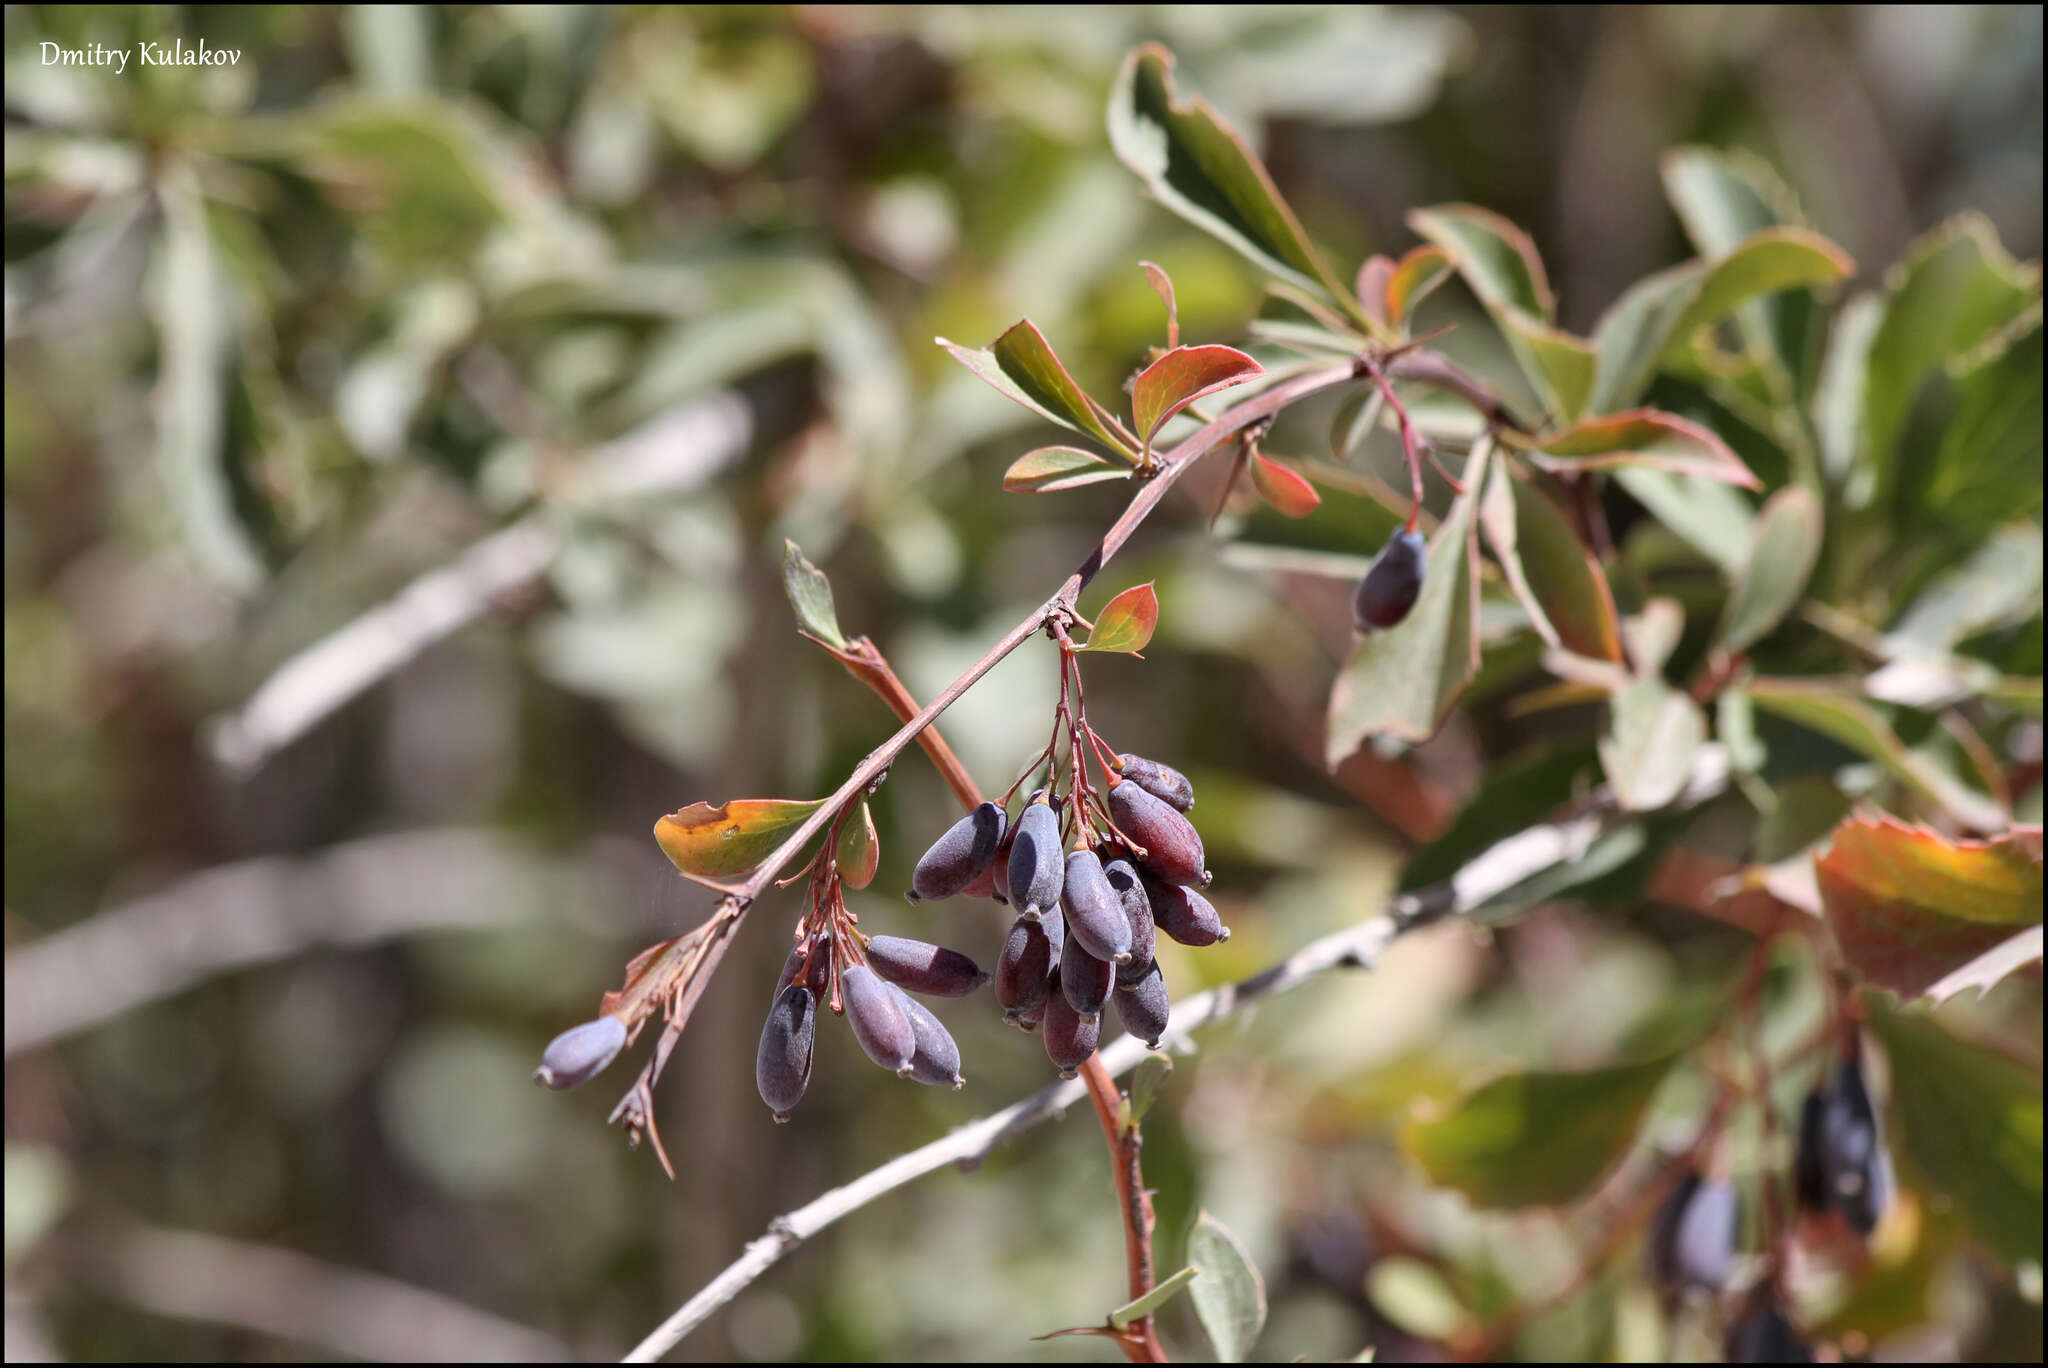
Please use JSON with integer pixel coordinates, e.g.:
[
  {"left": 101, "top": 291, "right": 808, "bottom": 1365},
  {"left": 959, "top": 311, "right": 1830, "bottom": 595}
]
[
  {"left": 1112, "top": 961, "right": 1170, "bottom": 1048},
  {"left": 908, "top": 801, "right": 1007, "bottom": 902},
  {"left": 1353, "top": 529, "right": 1426, "bottom": 631},
  {"left": 1063, "top": 849, "right": 1133, "bottom": 963},
  {"left": 1141, "top": 870, "right": 1229, "bottom": 946},
  {"left": 866, "top": 935, "right": 989, "bottom": 998},
  {"left": 1060, "top": 933, "right": 1114, "bottom": 1018},
  {"left": 1117, "top": 753, "right": 1194, "bottom": 812},
  {"left": 962, "top": 857, "right": 1001, "bottom": 901},
  {"left": 1103, "top": 858, "right": 1155, "bottom": 985},
  {"left": 534, "top": 1015, "right": 628, "bottom": 1090},
  {"left": 995, "top": 911, "right": 1056, "bottom": 1017},
  {"left": 1805, "top": 1054, "right": 1893, "bottom": 1236},
  {"left": 755, "top": 985, "right": 816, "bottom": 1120},
  {"left": 887, "top": 985, "right": 965, "bottom": 1089},
  {"left": 1042, "top": 971, "right": 1100, "bottom": 1077},
  {"left": 1109, "top": 780, "right": 1207, "bottom": 886},
  {"left": 839, "top": 964, "right": 915, "bottom": 1075},
  {"left": 1648, "top": 1172, "right": 1739, "bottom": 1293},
  {"left": 1007, "top": 796, "right": 1064, "bottom": 918}
]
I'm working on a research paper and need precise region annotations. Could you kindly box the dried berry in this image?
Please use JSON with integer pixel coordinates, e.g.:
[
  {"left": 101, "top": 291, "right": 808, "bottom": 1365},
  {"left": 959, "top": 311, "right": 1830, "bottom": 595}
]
[
  {"left": 887, "top": 985, "right": 965, "bottom": 1089},
  {"left": 1647, "top": 1172, "right": 1739, "bottom": 1293},
  {"left": 1141, "top": 871, "right": 1229, "bottom": 947},
  {"left": 1060, "top": 933, "right": 1115, "bottom": 1019},
  {"left": 908, "top": 801, "right": 1007, "bottom": 902},
  {"left": 1063, "top": 848, "right": 1133, "bottom": 963},
  {"left": 1103, "top": 857, "right": 1155, "bottom": 985},
  {"left": 1794, "top": 1052, "right": 1894, "bottom": 1237},
  {"left": 1110, "top": 779, "right": 1207, "bottom": 886},
  {"left": 1042, "top": 970, "right": 1100, "bottom": 1077},
  {"left": 1112, "top": 961, "right": 1170, "bottom": 1048},
  {"left": 995, "top": 910, "right": 1059, "bottom": 1017},
  {"left": 534, "top": 1015, "right": 628, "bottom": 1091},
  {"left": 1117, "top": 753, "right": 1194, "bottom": 812},
  {"left": 866, "top": 935, "right": 989, "bottom": 998},
  {"left": 840, "top": 964, "right": 915, "bottom": 1075},
  {"left": 1353, "top": 528, "right": 1426, "bottom": 631},
  {"left": 755, "top": 985, "right": 816, "bottom": 1120},
  {"left": 1724, "top": 1297, "right": 1812, "bottom": 1363},
  {"left": 1008, "top": 794, "right": 1065, "bottom": 919}
]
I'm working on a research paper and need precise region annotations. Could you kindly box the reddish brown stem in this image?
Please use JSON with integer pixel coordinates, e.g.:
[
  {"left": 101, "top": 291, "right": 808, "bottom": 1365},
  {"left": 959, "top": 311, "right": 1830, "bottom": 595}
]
[{"left": 1080, "top": 1054, "right": 1169, "bottom": 1364}]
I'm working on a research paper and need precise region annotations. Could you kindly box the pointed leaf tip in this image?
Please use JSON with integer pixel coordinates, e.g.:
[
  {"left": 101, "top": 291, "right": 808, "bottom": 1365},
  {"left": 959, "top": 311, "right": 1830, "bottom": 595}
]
[{"left": 1081, "top": 583, "right": 1159, "bottom": 654}]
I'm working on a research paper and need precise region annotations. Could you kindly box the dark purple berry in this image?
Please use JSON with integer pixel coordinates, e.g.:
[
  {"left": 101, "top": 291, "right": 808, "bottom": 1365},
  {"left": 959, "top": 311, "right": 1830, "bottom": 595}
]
[
  {"left": 1141, "top": 871, "right": 1229, "bottom": 946},
  {"left": 865, "top": 935, "right": 989, "bottom": 998},
  {"left": 772, "top": 941, "right": 807, "bottom": 1004},
  {"left": 534, "top": 1015, "right": 628, "bottom": 1091},
  {"left": 1112, "top": 961, "right": 1170, "bottom": 1048},
  {"left": 1117, "top": 753, "right": 1194, "bottom": 811},
  {"left": 1063, "top": 849, "right": 1133, "bottom": 963},
  {"left": 990, "top": 830, "right": 1015, "bottom": 903},
  {"left": 755, "top": 985, "right": 816, "bottom": 1120},
  {"left": 1060, "top": 933, "right": 1115, "bottom": 1019},
  {"left": 887, "top": 985, "right": 964, "bottom": 1089},
  {"left": 1103, "top": 858, "right": 1155, "bottom": 985},
  {"left": 1797, "top": 1052, "right": 1893, "bottom": 1237},
  {"left": 1353, "top": 529, "right": 1426, "bottom": 631},
  {"left": 908, "top": 801, "right": 1007, "bottom": 902},
  {"left": 840, "top": 964, "right": 915, "bottom": 1075},
  {"left": 995, "top": 910, "right": 1058, "bottom": 1017},
  {"left": 1110, "top": 780, "right": 1207, "bottom": 886},
  {"left": 1647, "top": 1172, "right": 1739, "bottom": 1293},
  {"left": 1042, "top": 971, "right": 1100, "bottom": 1077},
  {"left": 1008, "top": 794, "right": 1065, "bottom": 918}
]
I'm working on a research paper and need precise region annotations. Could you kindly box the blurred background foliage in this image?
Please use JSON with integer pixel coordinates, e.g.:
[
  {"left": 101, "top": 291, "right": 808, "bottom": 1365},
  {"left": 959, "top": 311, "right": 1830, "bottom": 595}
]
[{"left": 3, "top": 4, "right": 2042, "bottom": 1362}]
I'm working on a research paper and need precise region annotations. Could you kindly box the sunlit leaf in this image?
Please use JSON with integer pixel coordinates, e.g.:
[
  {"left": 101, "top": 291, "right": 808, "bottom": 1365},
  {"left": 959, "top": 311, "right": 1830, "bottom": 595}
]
[
  {"left": 938, "top": 319, "right": 1138, "bottom": 457},
  {"left": 1522, "top": 409, "right": 1760, "bottom": 488},
  {"left": 1081, "top": 583, "right": 1159, "bottom": 655},
  {"left": 653, "top": 797, "right": 828, "bottom": 888},
  {"left": 1480, "top": 463, "right": 1623, "bottom": 661},
  {"left": 1366, "top": 1258, "right": 1472, "bottom": 1343},
  {"left": 1108, "top": 1266, "right": 1198, "bottom": 1332},
  {"left": 835, "top": 800, "right": 880, "bottom": 891},
  {"left": 1004, "top": 445, "right": 1132, "bottom": 494},
  {"left": 1129, "top": 1053, "right": 1173, "bottom": 1123},
  {"left": 1599, "top": 678, "right": 1707, "bottom": 812},
  {"left": 1716, "top": 486, "right": 1822, "bottom": 653},
  {"left": 1408, "top": 204, "right": 1554, "bottom": 319},
  {"left": 1384, "top": 243, "right": 1455, "bottom": 327},
  {"left": 1187, "top": 1210, "right": 1267, "bottom": 1363},
  {"left": 1815, "top": 816, "right": 2043, "bottom": 1001},
  {"left": 1248, "top": 454, "right": 1321, "bottom": 517},
  {"left": 783, "top": 540, "right": 848, "bottom": 650},
  {"left": 1140, "top": 259, "right": 1180, "bottom": 349},
  {"left": 1611, "top": 467, "right": 1756, "bottom": 572},
  {"left": 1132, "top": 344, "right": 1263, "bottom": 447}
]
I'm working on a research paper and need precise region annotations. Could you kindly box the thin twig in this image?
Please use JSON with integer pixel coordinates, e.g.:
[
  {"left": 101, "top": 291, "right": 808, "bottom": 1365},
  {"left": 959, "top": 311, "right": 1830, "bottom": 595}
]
[{"left": 620, "top": 747, "right": 1731, "bottom": 1361}]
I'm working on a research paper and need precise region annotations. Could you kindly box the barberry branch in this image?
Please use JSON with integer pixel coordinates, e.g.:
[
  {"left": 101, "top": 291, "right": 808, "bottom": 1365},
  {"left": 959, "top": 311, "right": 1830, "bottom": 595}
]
[{"left": 621, "top": 746, "right": 1732, "bottom": 1362}]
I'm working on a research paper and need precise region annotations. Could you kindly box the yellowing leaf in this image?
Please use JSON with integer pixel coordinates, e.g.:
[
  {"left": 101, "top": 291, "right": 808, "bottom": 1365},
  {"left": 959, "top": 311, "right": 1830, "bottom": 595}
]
[
  {"left": 1004, "top": 445, "right": 1131, "bottom": 493},
  {"left": 1081, "top": 583, "right": 1159, "bottom": 655},
  {"left": 654, "top": 798, "right": 828, "bottom": 889}
]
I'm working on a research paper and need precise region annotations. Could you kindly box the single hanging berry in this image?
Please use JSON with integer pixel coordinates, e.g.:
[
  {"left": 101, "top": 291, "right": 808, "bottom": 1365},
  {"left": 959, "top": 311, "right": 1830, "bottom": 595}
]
[
  {"left": 907, "top": 801, "right": 1007, "bottom": 902},
  {"left": 755, "top": 985, "right": 817, "bottom": 1120},
  {"left": 865, "top": 935, "right": 989, "bottom": 997},
  {"left": 840, "top": 964, "right": 916, "bottom": 1075},
  {"left": 1353, "top": 528, "right": 1426, "bottom": 631}
]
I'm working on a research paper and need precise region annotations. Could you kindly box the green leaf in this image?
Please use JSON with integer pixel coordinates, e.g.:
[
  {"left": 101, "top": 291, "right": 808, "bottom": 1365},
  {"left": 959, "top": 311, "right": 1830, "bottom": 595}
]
[
  {"left": 782, "top": 540, "right": 848, "bottom": 650},
  {"left": 653, "top": 798, "right": 828, "bottom": 889},
  {"left": 1871, "top": 1007, "right": 2044, "bottom": 1269},
  {"left": 1082, "top": 583, "right": 1159, "bottom": 655},
  {"left": 938, "top": 319, "right": 1138, "bottom": 458},
  {"left": 1661, "top": 146, "right": 1804, "bottom": 256},
  {"left": 1248, "top": 454, "right": 1321, "bottom": 517},
  {"left": 1746, "top": 678, "right": 2007, "bottom": 833},
  {"left": 1612, "top": 468, "right": 1756, "bottom": 573},
  {"left": 1524, "top": 409, "right": 1759, "bottom": 488},
  {"left": 1131, "top": 344, "right": 1263, "bottom": 448},
  {"left": 1599, "top": 678, "right": 1707, "bottom": 812},
  {"left": 1003, "top": 446, "right": 1132, "bottom": 494},
  {"left": 1109, "top": 44, "right": 1370, "bottom": 331},
  {"left": 1481, "top": 464, "right": 1624, "bottom": 662},
  {"left": 1813, "top": 292, "right": 1884, "bottom": 487},
  {"left": 1403, "top": 1056, "right": 1677, "bottom": 1207},
  {"left": 1329, "top": 390, "right": 1385, "bottom": 463},
  {"left": 1815, "top": 816, "right": 2043, "bottom": 1001},
  {"left": 1187, "top": 1210, "right": 1267, "bottom": 1363},
  {"left": 1384, "top": 243, "right": 1455, "bottom": 328},
  {"left": 1109, "top": 1266, "right": 1199, "bottom": 1332},
  {"left": 303, "top": 102, "right": 504, "bottom": 262},
  {"left": 1128, "top": 1053, "right": 1173, "bottom": 1124},
  {"left": 1716, "top": 486, "right": 1823, "bottom": 653},
  {"left": 1502, "top": 313, "right": 1598, "bottom": 422},
  {"left": 1365, "top": 1258, "right": 1472, "bottom": 1342},
  {"left": 835, "top": 801, "right": 880, "bottom": 892},
  {"left": 1326, "top": 443, "right": 1490, "bottom": 761},
  {"left": 1922, "top": 313, "right": 2043, "bottom": 538},
  {"left": 1888, "top": 523, "right": 2045, "bottom": 654}
]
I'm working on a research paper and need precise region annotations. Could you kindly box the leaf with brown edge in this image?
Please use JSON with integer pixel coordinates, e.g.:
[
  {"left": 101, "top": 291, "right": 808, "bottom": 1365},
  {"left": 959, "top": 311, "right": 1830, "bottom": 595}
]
[
  {"left": 938, "top": 319, "right": 1139, "bottom": 458},
  {"left": 1140, "top": 260, "right": 1180, "bottom": 349},
  {"left": 1081, "top": 582, "right": 1159, "bottom": 655},
  {"left": 1004, "top": 446, "right": 1131, "bottom": 493},
  {"left": 1356, "top": 255, "right": 1395, "bottom": 330},
  {"left": 835, "top": 800, "right": 879, "bottom": 891},
  {"left": 1815, "top": 816, "right": 2043, "bottom": 1002},
  {"left": 653, "top": 798, "right": 828, "bottom": 889},
  {"left": 1384, "top": 244, "right": 1455, "bottom": 327},
  {"left": 1519, "top": 408, "right": 1760, "bottom": 488},
  {"left": 1132, "top": 344, "right": 1263, "bottom": 449},
  {"left": 1249, "top": 454, "right": 1321, "bottom": 517}
]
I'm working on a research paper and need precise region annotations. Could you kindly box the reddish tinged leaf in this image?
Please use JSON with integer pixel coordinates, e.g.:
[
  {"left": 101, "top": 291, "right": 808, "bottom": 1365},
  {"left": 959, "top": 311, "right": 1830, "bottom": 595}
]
[
  {"left": 1082, "top": 582, "right": 1159, "bottom": 655},
  {"left": 1249, "top": 454, "right": 1321, "bottom": 517},
  {"left": 1408, "top": 204, "right": 1557, "bottom": 321},
  {"left": 835, "top": 800, "right": 879, "bottom": 890},
  {"left": 1384, "top": 244, "right": 1456, "bottom": 326},
  {"left": 1132, "top": 344, "right": 1264, "bottom": 448},
  {"left": 1815, "top": 816, "right": 2043, "bottom": 1002},
  {"left": 938, "top": 319, "right": 1139, "bottom": 457},
  {"left": 1356, "top": 254, "right": 1396, "bottom": 330},
  {"left": 653, "top": 798, "right": 828, "bottom": 888},
  {"left": 1479, "top": 463, "right": 1624, "bottom": 662},
  {"left": 1004, "top": 445, "right": 1131, "bottom": 493},
  {"left": 1523, "top": 409, "right": 1761, "bottom": 488},
  {"left": 1140, "top": 260, "right": 1180, "bottom": 349}
]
